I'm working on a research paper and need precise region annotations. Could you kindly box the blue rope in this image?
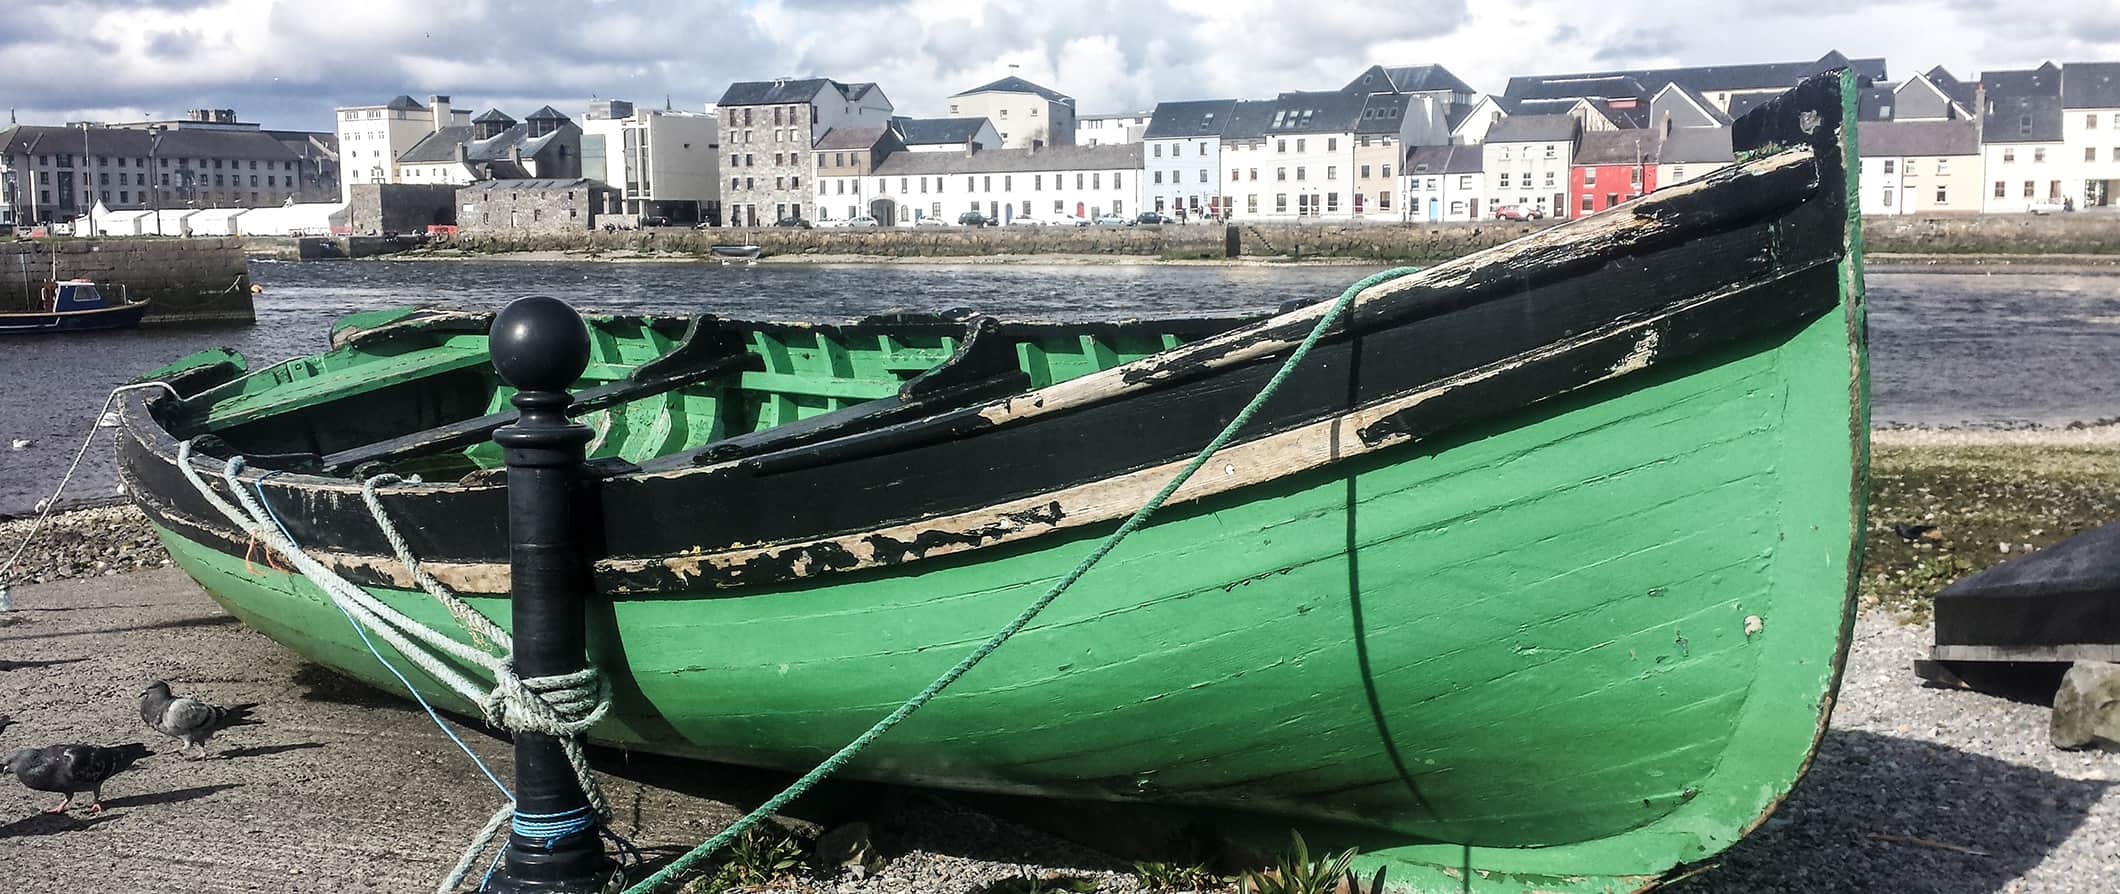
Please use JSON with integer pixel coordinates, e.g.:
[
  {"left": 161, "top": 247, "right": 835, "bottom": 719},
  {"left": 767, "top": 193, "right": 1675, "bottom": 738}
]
[
  {"left": 623, "top": 266, "right": 1424, "bottom": 893},
  {"left": 250, "top": 474, "right": 514, "bottom": 801}
]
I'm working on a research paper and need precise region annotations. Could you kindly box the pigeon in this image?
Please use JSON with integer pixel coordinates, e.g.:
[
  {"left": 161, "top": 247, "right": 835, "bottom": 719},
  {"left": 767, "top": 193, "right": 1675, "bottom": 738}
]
[
  {"left": 1893, "top": 523, "right": 1942, "bottom": 542},
  {"left": 139, "top": 681, "right": 256, "bottom": 759},
  {"left": 4, "top": 743, "right": 149, "bottom": 814}
]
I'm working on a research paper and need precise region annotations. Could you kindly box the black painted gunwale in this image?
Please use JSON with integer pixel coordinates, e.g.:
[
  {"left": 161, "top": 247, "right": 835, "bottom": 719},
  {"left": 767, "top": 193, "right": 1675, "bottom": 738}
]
[{"left": 120, "top": 73, "right": 1855, "bottom": 597}]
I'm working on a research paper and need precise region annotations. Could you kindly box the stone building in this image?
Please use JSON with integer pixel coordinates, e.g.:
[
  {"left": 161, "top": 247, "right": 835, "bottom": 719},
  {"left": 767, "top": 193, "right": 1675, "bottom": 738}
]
[
  {"left": 716, "top": 78, "right": 895, "bottom": 227},
  {"left": 396, "top": 106, "right": 582, "bottom": 186},
  {"left": 945, "top": 76, "right": 1076, "bottom": 150},
  {"left": 455, "top": 178, "right": 619, "bottom": 235},
  {"left": 2, "top": 123, "right": 314, "bottom": 227}
]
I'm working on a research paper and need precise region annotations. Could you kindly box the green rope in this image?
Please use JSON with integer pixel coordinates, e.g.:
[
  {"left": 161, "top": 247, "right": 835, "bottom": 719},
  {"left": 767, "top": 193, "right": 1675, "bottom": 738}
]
[{"left": 623, "top": 266, "right": 1423, "bottom": 893}]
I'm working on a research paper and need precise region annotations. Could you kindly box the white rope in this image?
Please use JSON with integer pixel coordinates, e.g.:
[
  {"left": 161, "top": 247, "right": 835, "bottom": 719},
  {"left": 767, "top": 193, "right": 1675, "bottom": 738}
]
[
  {"left": 170, "top": 439, "right": 615, "bottom": 891},
  {"left": 0, "top": 382, "right": 180, "bottom": 611}
]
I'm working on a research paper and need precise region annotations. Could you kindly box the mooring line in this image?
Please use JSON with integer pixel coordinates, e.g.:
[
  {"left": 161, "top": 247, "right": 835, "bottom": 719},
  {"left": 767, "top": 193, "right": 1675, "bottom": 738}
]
[{"left": 0, "top": 381, "right": 179, "bottom": 611}]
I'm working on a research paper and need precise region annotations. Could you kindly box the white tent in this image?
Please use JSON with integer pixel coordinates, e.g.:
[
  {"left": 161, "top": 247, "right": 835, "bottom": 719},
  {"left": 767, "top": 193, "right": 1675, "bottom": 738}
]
[
  {"left": 186, "top": 208, "right": 250, "bottom": 236},
  {"left": 153, "top": 209, "right": 201, "bottom": 235},
  {"left": 235, "top": 202, "right": 345, "bottom": 236},
  {"left": 94, "top": 209, "right": 157, "bottom": 236}
]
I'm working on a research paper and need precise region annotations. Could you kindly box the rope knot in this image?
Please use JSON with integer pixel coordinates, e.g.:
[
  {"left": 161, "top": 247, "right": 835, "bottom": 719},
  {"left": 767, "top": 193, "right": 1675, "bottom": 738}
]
[{"left": 481, "top": 662, "right": 614, "bottom": 737}]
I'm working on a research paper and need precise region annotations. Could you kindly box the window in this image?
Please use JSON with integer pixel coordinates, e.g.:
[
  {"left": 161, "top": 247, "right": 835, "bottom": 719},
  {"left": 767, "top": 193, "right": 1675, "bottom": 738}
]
[
  {"left": 2089, "top": 148, "right": 2100, "bottom": 162},
  {"left": 1937, "top": 159, "right": 1950, "bottom": 174},
  {"left": 1673, "top": 166, "right": 1686, "bottom": 180},
  {"left": 966, "top": 176, "right": 975, "bottom": 191},
  {"left": 1994, "top": 181, "right": 2006, "bottom": 198},
  {"left": 1004, "top": 175, "right": 1011, "bottom": 190},
  {"left": 731, "top": 153, "right": 740, "bottom": 167},
  {"left": 1155, "top": 171, "right": 1164, "bottom": 184},
  {"left": 1499, "top": 172, "right": 1511, "bottom": 188},
  {"left": 1093, "top": 173, "right": 1101, "bottom": 189},
  {"left": 1232, "top": 169, "right": 1240, "bottom": 182},
  {"left": 1296, "top": 138, "right": 1306, "bottom": 152},
  {"left": 1380, "top": 165, "right": 1391, "bottom": 178},
  {"left": 775, "top": 176, "right": 786, "bottom": 189},
  {"left": 120, "top": 191, "right": 129, "bottom": 203},
  {"left": 1458, "top": 175, "right": 1471, "bottom": 189},
  {"left": 1276, "top": 167, "right": 1286, "bottom": 181},
  {"left": 2113, "top": 147, "right": 2120, "bottom": 161},
  {"left": 1500, "top": 146, "right": 1511, "bottom": 161},
  {"left": 1197, "top": 143, "right": 1206, "bottom": 156},
  {"left": 2034, "top": 148, "right": 2047, "bottom": 163},
  {"left": 2023, "top": 180, "right": 2035, "bottom": 197},
  {"left": 1883, "top": 160, "right": 1895, "bottom": 174},
  {"left": 2017, "top": 114, "right": 2030, "bottom": 136},
  {"left": 1275, "top": 193, "right": 1287, "bottom": 212},
  {"left": 1584, "top": 167, "right": 1597, "bottom": 186},
  {"left": 1114, "top": 173, "right": 1122, "bottom": 188},
  {"left": 1053, "top": 200, "right": 1063, "bottom": 214},
  {"left": 1326, "top": 193, "right": 1339, "bottom": 212},
  {"left": 1378, "top": 191, "right": 1390, "bottom": 210},
  {"left": 1154, "top": 144, "right": 1163, "bottom": 158},
  {"left": 1882, "top": 188, "right": 1894, "bottom": 207},
  {"left": 982, "top": 176, "right": 991, "bottom": 191},
  {"left": 1450, "top": 200, "right": 1463, "bottom": 216},
  {"left": 1544, "top": 144, "right": 1555, "bottom": 159},
  {"left": 2090, "top": 114, "right": 2100, "bottom": 130},
  {"left": 1250, "top": 168, "right": 1258, "bottom": 181},
  {"left": 1276, "top": 139, "right": 1286, "bottom": 153},
  {"left": 1197, "top": 170, "right": 1206, "bottom": 183},
  {"left": 1325, "top": 166, "right": 1335, "bottom": 180},
  {"left": 1247, "top": 194, "right": 1258, "bottom": 214},
  {"left": 1076, "top": 173, "right": 1084, "bottom": 189},
  {"left": 1326, "top": 138, "right": 1335, "bottom": 151},
  {"left": 1034, "top": 174, "right": 1042, "bottom": 190},
  {"left": 999, "top": 109, "right": 1008, "bottom": 118},
  {"left": 1935, "top": 185, "right": 1947, "bottom": 204},
  {"left": 731, "top": 177, "right": 740, "bottom": 190},
  {"left": 1360, "top": 164, "right": 1372, "bottom": 179},
  {"left": 1544, "top": 171, "right": 1555, "bottom": 187},
  {"left": 1582, "top": 195, "right": 1595, "bottom": 212}
]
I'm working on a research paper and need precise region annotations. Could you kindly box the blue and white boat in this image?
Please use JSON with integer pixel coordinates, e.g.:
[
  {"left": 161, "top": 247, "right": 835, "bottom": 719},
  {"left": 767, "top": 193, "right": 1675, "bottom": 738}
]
[{"left": 0, "top": 279, "right": 150, "bottom": 333}]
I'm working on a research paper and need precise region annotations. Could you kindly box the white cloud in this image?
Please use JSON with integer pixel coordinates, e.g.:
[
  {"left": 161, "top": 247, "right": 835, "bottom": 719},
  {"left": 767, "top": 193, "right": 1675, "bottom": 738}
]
[{"left": 1, "top": 0, "right": 2116, "bottom": 130}]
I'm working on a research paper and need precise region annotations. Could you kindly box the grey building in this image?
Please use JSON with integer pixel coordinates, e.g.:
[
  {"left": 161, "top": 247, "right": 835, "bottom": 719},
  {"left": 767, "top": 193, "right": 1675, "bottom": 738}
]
[
  {"left": 456, "top": 178, "right": 619, "bottom": 235},
  {"left": 2, "top": 123, "right": 312, "bottom": 227},
  {"left": 716, "top": 78, "right": 895, "bottom": 227},
  {"left": 395, "top": 106, "right": 583, "bottom": 184},
  {"left": 1504, "top": 51, "right": 1887, "bottom": 122}
]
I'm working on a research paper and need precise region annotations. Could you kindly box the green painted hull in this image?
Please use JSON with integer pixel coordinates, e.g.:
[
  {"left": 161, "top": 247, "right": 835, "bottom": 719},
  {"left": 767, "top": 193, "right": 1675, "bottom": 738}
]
[{"left": 151, "top": 299, "right": 1860, "bottom": 890}]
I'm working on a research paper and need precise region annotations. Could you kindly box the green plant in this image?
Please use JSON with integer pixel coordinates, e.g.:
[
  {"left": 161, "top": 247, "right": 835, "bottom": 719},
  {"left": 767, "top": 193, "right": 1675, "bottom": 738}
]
[
  {"left": 1134, "top": 859, "right": 1227, "bottom": 891},
  {"left": 977, "top": 870, "right": 1100, "bottom": 893},
  {"left": 721, "top": 826, "right": 809, "bottom": 887},
  {"left": 1238, "top": 831, "right": 1383, "bottom": 894}
]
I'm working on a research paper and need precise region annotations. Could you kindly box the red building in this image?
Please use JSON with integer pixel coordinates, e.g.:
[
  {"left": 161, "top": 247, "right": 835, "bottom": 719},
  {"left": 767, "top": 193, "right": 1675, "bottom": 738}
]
[{"left": 1569, "top": 129, "right": 1659, "bottom": 216}]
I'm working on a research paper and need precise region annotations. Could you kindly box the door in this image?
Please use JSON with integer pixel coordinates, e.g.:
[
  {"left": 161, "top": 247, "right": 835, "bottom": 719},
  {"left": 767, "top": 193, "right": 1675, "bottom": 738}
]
[
  {"left": 870, "top": 198, "right": 895, "bottom": 226},
  {"left": 1001, "top": 203, "right": 1011, "bottom": 224},
  {"left": 1427, "top": 198, "right": 1438, "bottom": 221},
  {"left": 1075, "top": 201, "right": 1085, "bottom": 219}
]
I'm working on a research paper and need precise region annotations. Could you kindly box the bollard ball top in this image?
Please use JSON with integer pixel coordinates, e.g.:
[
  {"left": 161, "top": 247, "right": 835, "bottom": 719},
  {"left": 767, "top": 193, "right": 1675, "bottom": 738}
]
[{"left": 490, "top": 296, "right": 590, "bottom": 393}]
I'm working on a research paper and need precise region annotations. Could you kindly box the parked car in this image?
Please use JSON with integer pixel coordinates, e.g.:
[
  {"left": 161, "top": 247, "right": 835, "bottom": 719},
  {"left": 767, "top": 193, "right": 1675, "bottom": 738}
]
[
  {"left": 957, "top": 211, "right": 995, "bottom": 227},
  {"left": 1007, "top": 216, "right": 1044, "bottom": 227},
  {"left": 2026, "top": 199, "right": 2072, "bottom": 215},
  {"left": 1494, "top": 205, "right": 1544, "bottom": 221},
  {"left": 639, "top": 215, "right": 672, "bottom": 228},
  {"left": 844, "top": 215, "right": 881, "bottom": 228},
  {"left": 1134, "top": 211, "right": 1174, "bottom": 225},
  {"left": 1048, "top": 213, "right": 1092, "bottom": 227},
  {"left": 913, "top": 216, "right": 949, "bottom": 227},
  {"left": 773, "top": 216, "right": 813, "bottom": 229},
  {"left": 1092, "top": 214, "right": 1131, "bottom": 227}
]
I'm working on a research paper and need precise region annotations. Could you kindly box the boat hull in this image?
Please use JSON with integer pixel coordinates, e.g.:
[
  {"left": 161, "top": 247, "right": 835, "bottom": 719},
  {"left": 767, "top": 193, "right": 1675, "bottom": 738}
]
[{"left": 0, "top": 301, "right": 149, "bottom": 333}]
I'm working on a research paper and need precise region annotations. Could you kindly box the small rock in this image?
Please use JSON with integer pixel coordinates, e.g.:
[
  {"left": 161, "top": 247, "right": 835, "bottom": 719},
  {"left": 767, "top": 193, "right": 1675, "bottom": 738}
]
[
  {"left": 2050, "top": 660, "right": 2120, "bottom": 750},
  {"left": 814, "top": 821, "right": 884, "bottom": 879}
]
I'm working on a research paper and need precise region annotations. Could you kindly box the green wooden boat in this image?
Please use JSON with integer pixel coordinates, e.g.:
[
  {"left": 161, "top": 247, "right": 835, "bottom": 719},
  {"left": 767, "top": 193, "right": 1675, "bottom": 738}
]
[{"left": 118, "top": 72, "right": 1866, "bottom": 890}]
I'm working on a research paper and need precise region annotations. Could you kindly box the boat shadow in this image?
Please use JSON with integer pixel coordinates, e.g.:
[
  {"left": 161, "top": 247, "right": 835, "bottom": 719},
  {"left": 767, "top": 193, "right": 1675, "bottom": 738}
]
[{"left": 1664, "top": 728, "right": 2111, "bottom": 893}]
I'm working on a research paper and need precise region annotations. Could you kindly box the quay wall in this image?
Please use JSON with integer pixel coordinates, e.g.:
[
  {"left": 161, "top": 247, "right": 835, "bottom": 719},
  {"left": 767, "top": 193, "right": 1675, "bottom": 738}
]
[
  {"left": 1, "top": 238, "right": 254, "bottom": 324},
  {"left": 433, "top": 213, "right": 2118, "bottom": 261}
]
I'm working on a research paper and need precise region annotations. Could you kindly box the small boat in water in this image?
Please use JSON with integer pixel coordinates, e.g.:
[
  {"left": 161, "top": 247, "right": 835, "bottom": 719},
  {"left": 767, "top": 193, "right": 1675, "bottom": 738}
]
[
  {"left": 119, "top": 72, "right": 1867, "bottom": 890},
  {"left": 0, "top": 279, "right": 150, "bottom": 333},
  {"left": 710, "top": 243, "right": 762, "bottom": 265}
]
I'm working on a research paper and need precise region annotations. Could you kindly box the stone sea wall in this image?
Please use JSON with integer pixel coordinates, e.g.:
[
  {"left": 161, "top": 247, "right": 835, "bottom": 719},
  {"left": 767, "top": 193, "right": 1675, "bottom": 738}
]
[
  {"left": 1, "top": 237, "right": 254, "bottom": 323},
  {"left": 434, "top": 212, "right": 2117, "bottom": 262}
]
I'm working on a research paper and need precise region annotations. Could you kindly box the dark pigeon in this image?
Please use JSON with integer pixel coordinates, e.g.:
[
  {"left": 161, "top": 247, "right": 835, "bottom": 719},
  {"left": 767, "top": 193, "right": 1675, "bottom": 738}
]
[
  {"left": 140, "top": 681, "right": 256, "bottom": 758},
  {"left": 5, "top": 743, "right": 149, "bottom": 814}
]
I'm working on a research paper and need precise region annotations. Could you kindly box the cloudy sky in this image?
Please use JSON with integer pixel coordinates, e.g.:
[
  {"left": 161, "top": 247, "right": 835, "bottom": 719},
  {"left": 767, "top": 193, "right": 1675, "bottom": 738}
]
[{"left": 4, "top": 0, "right": 2118, "bottom": 132}]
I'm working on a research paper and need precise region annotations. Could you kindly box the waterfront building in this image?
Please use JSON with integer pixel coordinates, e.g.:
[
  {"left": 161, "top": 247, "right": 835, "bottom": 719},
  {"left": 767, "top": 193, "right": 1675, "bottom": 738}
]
[
  {"left": 811, "top": 126, "right": 908, "bottom": 223},
  {"left": 1655, "top": 124, "right": 1735, "bottom": 189},
  {"left": 335, "top": 95, "right": 468, "bottom": 203},
  {"left": 1402, "top": 144, "right": 1485, "bottom": 221},
  {"left": 945, "top": 76, "right": 1076, "bottom": 150},
  {"left": 581, "top": 100, "right": 721, "bottom": 225},
  {"left": 2060, "top": 62, "right": 2120, "bottom": 209},
  {"left": 395, "top": 106, "right": 583, "bottom": 187},
  {"left": 865, "top": 143, "right": 1142, "bottom": 224},
  {"left": 1977, "top": 64, "right": 2068, "bottom": 213},
  {"left": 1479, "top": 115, "right": 1580, "bottom": 220},
  {"left": 716, "top": 77, "right": 894, "bottom": 227},
  {"left": 1857, "top": 120, "right": 1983, "bottom": 215},
  {"left": 1143, "top": 99, "right": 1236, "bottom": 219},
  {"left": 455, "top": 178, "right": 621, "bottom": 234},
  {"left": 1075, "top": 111, "right": 1152, "bottom": 146},
  {"left": 1, "top": 122, "right": 314, "bottom": 227},
  {"left": 1569, "top": 128, "right": 1658, "bottom": 217},
  {"left": 1504, "top": 51, "right": 1887, "bottom": 120}
]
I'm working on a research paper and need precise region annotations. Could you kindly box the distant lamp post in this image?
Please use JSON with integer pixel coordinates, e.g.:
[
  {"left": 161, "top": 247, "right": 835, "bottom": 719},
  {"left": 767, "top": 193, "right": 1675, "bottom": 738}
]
[{"left": 149, "top": 125, "right": 165, "bottom": 236}]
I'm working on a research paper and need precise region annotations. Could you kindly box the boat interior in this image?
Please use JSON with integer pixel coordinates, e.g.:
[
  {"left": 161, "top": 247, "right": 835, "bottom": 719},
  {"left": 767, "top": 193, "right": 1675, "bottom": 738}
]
[{"left": 156, "top": 306, "right": 1262, "bottom": 482}]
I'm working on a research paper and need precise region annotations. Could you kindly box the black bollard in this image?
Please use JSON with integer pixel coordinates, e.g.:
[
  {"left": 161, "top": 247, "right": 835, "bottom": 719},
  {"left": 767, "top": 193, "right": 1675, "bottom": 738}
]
[{"left": 485, "top": 295, "right": 614, "bottom": 893}]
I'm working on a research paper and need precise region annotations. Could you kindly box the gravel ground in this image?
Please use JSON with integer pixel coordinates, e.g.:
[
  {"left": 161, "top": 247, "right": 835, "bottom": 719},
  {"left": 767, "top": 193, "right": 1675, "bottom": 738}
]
[{"left": 3, "top": 431, "right": 2118, "bottom": 892}]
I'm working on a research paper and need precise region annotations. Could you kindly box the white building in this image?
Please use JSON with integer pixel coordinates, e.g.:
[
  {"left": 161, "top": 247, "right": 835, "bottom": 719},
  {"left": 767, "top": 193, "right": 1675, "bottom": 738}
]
[
  {"left": 1477, "top": 114, "right": 1579, "bottom": 219},
  {"left": 945, "top": 76, "right": 1076, "bottom": 150},
  {"left": 1979, "top": 93, "right": 2069, "bottom": 212},
  {"left": 394, "top": 107, "right": 581, "bottom": 186},
  {"left": 335, "top": 95, "right": 467, "bottom": 202},
  {"left": 1451, "top": 96, "right": 1510, "bottom": 145},
  {"left": 1656, "top": 125, "right": 1734, "bottom": 190},
  {"left": 1403, "top": 144, "right": 1485, "bottom": 221},
  {"left": 581, "top": 100, "right": 721, "bottom": 224},
  {"left": 865, "top": 143, "right": 1142, "bottom": 225},
  {"left": 2061, "top": 62, "right": 2120, "bottom": 209},
  {"left": 1075, "top": 111, "right": 1151, "bottom": 146},
  {"left": 1143, "top": 99, "right": 1235, "bottom": 219}
]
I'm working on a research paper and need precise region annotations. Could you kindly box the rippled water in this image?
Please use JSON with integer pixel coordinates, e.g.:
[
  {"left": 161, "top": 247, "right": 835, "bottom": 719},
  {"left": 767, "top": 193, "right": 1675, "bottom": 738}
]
[{"left": 1, "top": 259, "right": 2114, "bottom": 514}]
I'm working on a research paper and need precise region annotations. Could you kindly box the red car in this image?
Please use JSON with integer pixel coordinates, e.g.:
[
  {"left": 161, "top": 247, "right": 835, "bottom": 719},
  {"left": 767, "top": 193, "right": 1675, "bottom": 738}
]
[{"left": 1494, "top": 204, "right": 1545, "bottom": 221}]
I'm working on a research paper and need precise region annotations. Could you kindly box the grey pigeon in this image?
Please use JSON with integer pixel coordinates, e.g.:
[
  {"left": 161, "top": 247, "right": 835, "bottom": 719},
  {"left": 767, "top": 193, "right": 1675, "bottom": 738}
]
[
  {"left": 4, "top": 743, "right": 149, "bottom": 814},
  {"left": 139, "top": 681, "right": 255, "bottom": 758}
]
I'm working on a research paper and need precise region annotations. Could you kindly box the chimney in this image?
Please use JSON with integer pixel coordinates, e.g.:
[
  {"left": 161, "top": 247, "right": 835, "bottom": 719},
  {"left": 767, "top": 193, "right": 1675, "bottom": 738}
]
[{"left": 431, "top": 95, "right": 453, "bottom": 133}]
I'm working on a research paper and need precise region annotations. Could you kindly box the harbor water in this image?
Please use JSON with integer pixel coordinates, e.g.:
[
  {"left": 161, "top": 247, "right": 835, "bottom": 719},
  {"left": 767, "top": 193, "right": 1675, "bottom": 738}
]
[{"left": 1, "top": 260, "right": 2115, "bottom": 515}]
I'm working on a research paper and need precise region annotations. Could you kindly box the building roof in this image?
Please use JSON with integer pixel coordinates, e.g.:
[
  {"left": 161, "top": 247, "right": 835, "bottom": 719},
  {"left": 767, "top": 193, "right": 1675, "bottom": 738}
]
[
  {"left": 871, "top": 143, "right": 1140, "bottom": 176},
  {"left": 1218, "top": 99, "right": 1280, "bottom": 141},
  {"left": 1261, "top": 90, "right": 1368, "bottom": 135},
  {"left": 1659, "top": 82, "right": 1733, "bottom": 125},
  {"left": 1658, "top": 126, "right": 1733, "bottom": 165},
  {"left": 1143, "top": 99, "right": 1239, "bottom": 139},
  {"left": 472, "top": 109, "right": 515, "bottom": 124},
  {"left": 888, "top": 116, "right": 992, "bottom": 146},
  {"left": 1922, "top": 66, "right": 1980, "bottom": 110},
  {"left": 1485, "top": 114, "right": 1578, "bottom": 143},
  {"left": 1573, "top": 128, "right": 1661, "bottom": 166},
  {"left": 950, "top": 76, "right": 1073, "bottom": 105},
  {"left": 526, "top": 105, "right": 569, "bottom": 121},
  {"left": 399, "top": 126, "right": 476, "bottom": 163},
  {"left": 1856, "top": 86, "right": 1896, "bottom": 121},
  {"left": 461, "top": 178, "right": 608, "bottom": 191},
  {"left": 385, "top": 95, "right": 426, "bottom": 111},
  {"left": 398, "top": 113, "right": 577, "bottom": 171},
  {"left": 1505, "top": 51, "right": 1885, "bottom": 104},
  {"left": 719, "top": 78, "right": 880, "bottom": 108},
  {"left": 1981, "top": 94, "right": 2065, "bottom": 143},
  {"left": 1857, "top": 120, "right": 1979, "bottom": 157},
  {"left": 0, "top": 124, "right": 303, "bottom": 162},
  {"left": 1342, "top": 64, "right": 1476, "bottom": 96},
  {"left": 1981, "top": 62, "right": 2062, "bottom": 98},
  {"left": 1726, "top": 92, "right": 1775, "bottom": 120},
  {"left": 812, "top": 126, "right": 893, "bottom": 151},
  {"left": 2062, "top": 62, "right": 2120, "bottom": 109},
  {"left": 1078, "top": 110, "right": 1153, "bottom": 121},
  {"left": 1355, "top": 93, "right": 1413, "bottom": 134},
  {"left": 1404, "top": 144, "right": 1482, "bottom": 175}
]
